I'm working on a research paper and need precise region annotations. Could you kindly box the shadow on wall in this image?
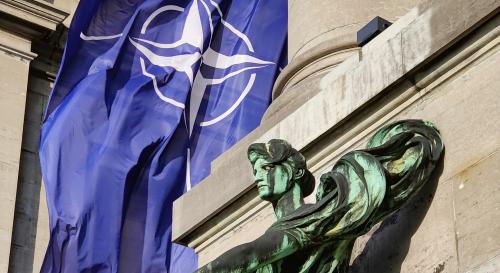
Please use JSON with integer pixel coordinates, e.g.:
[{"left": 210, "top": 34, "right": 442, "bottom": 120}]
[
  {"left": 349, "top": 0, "right": 465, "bottom": 270},
  {"left": 349, "top": 150, "right": 445, "bottom": 273}
]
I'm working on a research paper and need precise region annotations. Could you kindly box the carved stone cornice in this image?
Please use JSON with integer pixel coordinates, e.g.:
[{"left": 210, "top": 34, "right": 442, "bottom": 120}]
[
  {"left": 0, "top": 43, "right": 37, "bottom": 62},
  {"left": 0, "top": 0, "right": 68, "bottom": 31}
]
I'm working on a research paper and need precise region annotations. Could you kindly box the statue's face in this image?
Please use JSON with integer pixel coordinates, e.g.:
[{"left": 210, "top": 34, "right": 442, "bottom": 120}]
[{"left": 252, "top": 157, "right": 293, "bottom": 201}]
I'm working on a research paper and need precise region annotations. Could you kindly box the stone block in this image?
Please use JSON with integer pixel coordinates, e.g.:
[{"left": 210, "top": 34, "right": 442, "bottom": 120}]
[
  {"left": 11, "top": 211, "right": 37, "bottom": 248},
  {"left": 18, "top": 151, "right": 41, "bottom": 184},
  {"left": 193, "top": 13, "right": 500, "bottom": 270},
  {"left": 401, "top": 0, "right": 500, "bottom": 73}
]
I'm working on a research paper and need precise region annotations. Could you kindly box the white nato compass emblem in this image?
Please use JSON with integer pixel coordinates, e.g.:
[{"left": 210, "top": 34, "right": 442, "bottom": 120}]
[{"left": 80, "top": 0, "right": 274, "bottom": 134}]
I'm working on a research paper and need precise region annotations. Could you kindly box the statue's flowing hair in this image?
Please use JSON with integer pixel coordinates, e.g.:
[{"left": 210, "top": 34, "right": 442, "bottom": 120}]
[
  {"left": 363, "top": 119, "right": 444, "bottom": 218},
  {"left": 318, "top": 119, "right": 444, "bottom": 223}
]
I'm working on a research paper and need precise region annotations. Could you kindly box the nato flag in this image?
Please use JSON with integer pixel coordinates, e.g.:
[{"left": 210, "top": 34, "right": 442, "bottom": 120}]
[{"left": 39, "top": 0, "right": 287, "bottom": 272}]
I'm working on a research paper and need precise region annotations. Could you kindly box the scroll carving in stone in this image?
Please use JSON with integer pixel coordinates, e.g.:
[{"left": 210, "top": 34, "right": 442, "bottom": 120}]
[{"left": 195, "top": 119, "right": 444, "bottom": 273}]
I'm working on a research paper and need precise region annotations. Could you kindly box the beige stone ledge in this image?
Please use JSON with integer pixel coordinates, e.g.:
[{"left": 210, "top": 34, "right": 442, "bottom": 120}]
[
  {"left": 0, "top": 0, "right": 68, "bottom": 31},
  {"left": 0, "top": 28, "right": 36, "bottom": 62},
  {"left": 51, "top": 0, "right": 78, "bottom": 27},
  {"left": 0, "top": 43, "right": 36, "bottom": 62},
  {"left": 172, "top": 0, "right": 500, "bottom": 244}
]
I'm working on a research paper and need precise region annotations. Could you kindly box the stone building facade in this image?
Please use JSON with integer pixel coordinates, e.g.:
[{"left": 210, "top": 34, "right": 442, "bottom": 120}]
[
  {"left": 0, "top": 1, "right": 77, "bottom": 272},
  {"left": 0, "top": 1, "right": 499, "bottom": 273},
  {"left": 173, "top": 1, "right": 500, "bottom": 273}
]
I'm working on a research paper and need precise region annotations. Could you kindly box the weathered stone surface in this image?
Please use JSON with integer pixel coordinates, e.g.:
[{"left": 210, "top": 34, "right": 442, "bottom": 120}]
[
  {"left": 401, "top": 0, "right": 500, "bottom": 73},
  {"left": 453, "top": 151, "right": 500, "bottom": 273},
  {"left": 465, "top": 256, "right": 500, "bottom": 273},
  {"left": 0, "top": 38, "right": 32, "bottom": 273},
  {"left": 297, "top": 41, "right": 500, "bottom": 271}
]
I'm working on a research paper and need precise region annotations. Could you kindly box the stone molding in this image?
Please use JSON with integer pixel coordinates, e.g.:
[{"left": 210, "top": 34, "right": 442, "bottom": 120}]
[
  {"left": 172, "top": 0, "right": 500, "bottom": 244},
  {"left": 0, "top": 43, "right": 37, "bottom": 62},
  {"left": 0, "top": 0, "right": 68, "bottom": 31},
  {"left": 271, "top": 40, "right": 358, "bottom": 100}
]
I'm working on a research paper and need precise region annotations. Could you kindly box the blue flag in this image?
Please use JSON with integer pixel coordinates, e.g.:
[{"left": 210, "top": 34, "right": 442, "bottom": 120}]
[{"left": 39, "top": 0, "right": 287, "bottom": 272}]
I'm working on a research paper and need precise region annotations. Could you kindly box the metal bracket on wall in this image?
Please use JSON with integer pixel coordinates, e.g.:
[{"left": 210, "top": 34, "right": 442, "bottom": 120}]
[{"left": 357, "top": 16, "right": 392, "bottom": 47}]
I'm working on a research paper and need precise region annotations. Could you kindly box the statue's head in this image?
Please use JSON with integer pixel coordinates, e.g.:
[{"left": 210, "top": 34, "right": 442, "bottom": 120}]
[{"left": 247, "top": 139, "right": 315, "bottom": 201}]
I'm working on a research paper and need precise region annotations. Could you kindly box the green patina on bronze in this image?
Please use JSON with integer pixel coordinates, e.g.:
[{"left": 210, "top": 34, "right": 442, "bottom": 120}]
[{"left": 195, "top": 119, "right": 444, "bottom": 273}]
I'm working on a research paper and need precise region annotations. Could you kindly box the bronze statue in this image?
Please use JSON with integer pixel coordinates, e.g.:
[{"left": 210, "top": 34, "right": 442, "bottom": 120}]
[{"left": 195, "top": 120, "right": 444, "bottom": 273}]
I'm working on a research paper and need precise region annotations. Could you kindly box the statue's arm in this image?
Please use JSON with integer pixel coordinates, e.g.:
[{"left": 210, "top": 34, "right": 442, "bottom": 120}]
[{"left": 194, "top": 229, "right": 300, "bottom": 273}]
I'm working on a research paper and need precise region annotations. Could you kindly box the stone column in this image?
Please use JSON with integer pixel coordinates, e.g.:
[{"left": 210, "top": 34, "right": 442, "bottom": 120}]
[
  {"left": 0, "top": 27, "right": 36, "bottom": 273},
  {"left": 27, "top": 29, "right": 67, "bottom": 273}
]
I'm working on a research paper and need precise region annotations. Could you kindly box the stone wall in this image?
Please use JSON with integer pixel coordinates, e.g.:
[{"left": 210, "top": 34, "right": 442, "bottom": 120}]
[{"left": 173, "top": 1, "right": 500, "bottom": 272}]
